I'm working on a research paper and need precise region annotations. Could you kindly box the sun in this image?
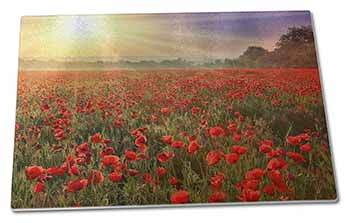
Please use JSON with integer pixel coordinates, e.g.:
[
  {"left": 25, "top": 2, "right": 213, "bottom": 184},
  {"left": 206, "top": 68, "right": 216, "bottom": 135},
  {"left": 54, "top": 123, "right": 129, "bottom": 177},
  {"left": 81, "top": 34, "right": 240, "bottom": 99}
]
[
  {"left": 42, "top": 15, "right": 123, "bottom": 59},
  {"left": 58, "top": 16, "right": 108, "bottom": 40}
]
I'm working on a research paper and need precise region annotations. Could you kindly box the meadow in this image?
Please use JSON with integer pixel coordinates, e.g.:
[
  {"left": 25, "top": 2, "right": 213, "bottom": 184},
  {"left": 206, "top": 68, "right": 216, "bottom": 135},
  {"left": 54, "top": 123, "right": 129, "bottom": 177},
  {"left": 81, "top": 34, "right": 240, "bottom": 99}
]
[{"left": 11, "top": 68, "right": 337, "bottom": 209}]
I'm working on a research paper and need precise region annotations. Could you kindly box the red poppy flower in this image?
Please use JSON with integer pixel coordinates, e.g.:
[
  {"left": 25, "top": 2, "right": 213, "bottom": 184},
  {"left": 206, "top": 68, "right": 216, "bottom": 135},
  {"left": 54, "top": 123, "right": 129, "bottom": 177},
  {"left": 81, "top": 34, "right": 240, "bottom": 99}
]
[
  {"left": 300, "top": 143, "right": 312, "bottom": 152},
  {"left": 259, "top": 143, "right": 272, "bottom": 153},
  {"left": 245, "top": 129, "right": 254, "bottom": 137},
  {"left": 206, "top": 151, "right": 222, "bottom": 166},
  {"left": 69, "top": 165, "right": 82, "bottom": 176},
  {"left": 54, "top": 129, "right": 64, "bottom": 140},
  {"left": 128, "top": 169, "right": 139, "bottom": 176},
  {"left": 75, "top": 157, "right": 86, "bottom": 165},
  {"left": 157, "top": 151, "right": 175, "bottom": 163},
  {"left": 263, "top": 139, "right": 273, "bottom": 146},
  {"left": 65, "top": 179, "right": 88, "bottom": 192},
  {"left": 47, "top": 166, "right": 65, "bottom": 176},
  {"left": 88, "top": 170, "right": 104, "bottom": 185},
  {"left": 102, "top": 139, "right": 111, "bottom": 145},
  {"left": 170, "top": 190, "right": 190, "bottom": 204},
  {"left": 160, "top": 107, "right": 171, "bottom": 115},
  {"left": 131, "top": 129, "right": 142, "bottom": 137},
  {"left": 138, "top": 143, "right": 148, "bottom": 152},
  {"left": 268, "top": 170, "right": 290, "bottom": 192},
  {"left": 312, "top": 132, "right": 320, "bottom": 137},
  {"left": 224, "top": 153, "right": 240, "bottom": 164},
  {"left": 41, "top": 103, "right": 51, "bottom": 112},
  {"left": 66, "top": 154, "right": 75, "bottom": 165},
  {"left": 102, "top": 155, "right": 120, "bottom": 166},
  {"left": 86, "top": 100, "right": 93, "bottom": 110},
  {"left": 298, "top": 133, "right": 310, "bottom": 141},
  {"left": 210, "top": 172, "right": 225, "bottom": 190},
  {"left": 237, "top": 189, "right": 260, "bottom": 202},
  {"left": 231, "top": 145, "right": 248, "bottom": 155},
  {"left": 287, "top": 136, "right": 302, "bottom": 145},
  {"left": 169, "top": 176, "right": 177, "bottom": 185},
  {"left": 267, "top": 158, "right": 288, "bottom": 170},
  {"left": 125, "top": 149, "right": 137, "bottom": 161},
  {"left": 157, "top": 167, "right": 167, "bottom": 176},
  {"left": 60, "top": 162, "right": 69, "bottom": 172},
  {"left": 143, "top": 173, "right": 153, "bottom": 183},
  {"left": 188, "top": 135, "right": 196, "bottom": 142},
  {"left": 91, "top": 132, "right": 102, "bottom": 144},
  {"left": 286, "top": 152, "right": 305, "bottom": 163},
  {"left": 287, "top": 172, "right": 296, "bottom": 181},
  {"left": 236, "top": 180, "right": 260, "bottom": 191},
  {"left": 15, "top": 123, "right": 20, "bottom": 130},
  {"left": 227, "top": 122, "right": 237, "bottom": 133},
  {"left": 99, "top": 146, "right": 115, "bottom": 157},
  {"left": 162, "top": 135, "right": 173, "bottom": 144},
  {"left": 245, "top": 168, "right": 265, "bottom": 180},
  {"left": 171, "top": 141, "right": 186, "bottom": 149},
  {"left": 25, "top": 166, "right": 45, "bottom": 180},
  {"left": 135, "top": 135, "right": 147, "bottom": 147},
  {"left": 187, "top": 140, "right": 200, "bottom": 154},
  {"left": 233, "top": 134, "right": 241, "bottom": 141},
  {"left": 263, "top": 184, "right": 275, "bottom": 197},
  {"left": 113, "top": 120, "right": 123, "bottom": 127},
  {"left": 108, "top": 172, "right": 123, "bottom": 182},
  {"left": 267, "top": 148, "right": 284, "bottom": 158},
  {"left": 209, "top": 126, "right": 225, "bottom": 138},
  {"left": 209, "top": 191, "right": 226, "bottom": 202},
  {"left": 33, "top": 182, "right": 45, "bottom": 193},
  {"left": 76, "top": 143, "right": 91, "bottom": 155}
]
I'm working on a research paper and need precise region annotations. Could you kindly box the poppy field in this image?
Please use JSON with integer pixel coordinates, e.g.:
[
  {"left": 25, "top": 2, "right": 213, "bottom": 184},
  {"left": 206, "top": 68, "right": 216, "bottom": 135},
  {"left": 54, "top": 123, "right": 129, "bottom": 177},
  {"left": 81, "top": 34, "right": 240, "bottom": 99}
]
[{"left": 11, "top": 68, "right": 337, "bottom": 209}]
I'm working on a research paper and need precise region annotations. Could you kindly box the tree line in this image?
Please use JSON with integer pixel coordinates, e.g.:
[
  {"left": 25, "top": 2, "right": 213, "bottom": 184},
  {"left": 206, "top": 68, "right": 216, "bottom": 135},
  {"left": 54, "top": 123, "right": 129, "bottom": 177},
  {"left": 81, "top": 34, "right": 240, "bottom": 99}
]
[
  {"left": 232, "top": 26, "right": 318, "bottom": 68},
  {"left": 20, "top": 26, "right": 318, "bottom": 70},
  {"left": 113, "top": 26, "right": 318, "bottom": 69}
]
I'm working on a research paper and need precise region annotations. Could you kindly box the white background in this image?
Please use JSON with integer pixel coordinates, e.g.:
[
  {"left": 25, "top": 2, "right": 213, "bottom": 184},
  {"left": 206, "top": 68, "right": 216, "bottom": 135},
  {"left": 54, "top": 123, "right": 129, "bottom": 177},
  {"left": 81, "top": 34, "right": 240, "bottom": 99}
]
[{"left": 0, "top": 0, "right": 349, "bottom": 222}]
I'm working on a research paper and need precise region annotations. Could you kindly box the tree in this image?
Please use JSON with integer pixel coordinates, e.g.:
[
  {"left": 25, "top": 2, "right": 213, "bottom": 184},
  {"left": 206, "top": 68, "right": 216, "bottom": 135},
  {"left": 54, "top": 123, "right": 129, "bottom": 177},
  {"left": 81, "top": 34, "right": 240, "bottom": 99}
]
[
  {"left": 236, "top": 46, "right": 269, "bottom": 67},
  {"left": 272, "top": 26, "right": 318, "bottom": 68},
  {"left": 276, "top": 26, "right": 315, "bottom": 48}
]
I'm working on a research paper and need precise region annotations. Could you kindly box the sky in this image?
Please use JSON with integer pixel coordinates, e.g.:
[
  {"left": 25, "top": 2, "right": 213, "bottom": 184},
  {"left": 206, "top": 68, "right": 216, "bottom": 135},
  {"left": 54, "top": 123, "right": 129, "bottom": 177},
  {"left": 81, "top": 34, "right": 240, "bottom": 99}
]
[{"left": 19, "top": 11, "right": 312, "bottom": 62}]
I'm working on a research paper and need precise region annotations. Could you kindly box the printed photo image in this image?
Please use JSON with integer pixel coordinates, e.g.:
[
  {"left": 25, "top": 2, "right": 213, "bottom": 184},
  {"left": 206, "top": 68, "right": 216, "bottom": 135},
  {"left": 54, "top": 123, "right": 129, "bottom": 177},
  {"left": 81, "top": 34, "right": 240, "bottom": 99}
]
[{"left": 12, "top": 11, "right": 337, "bottom": 210}]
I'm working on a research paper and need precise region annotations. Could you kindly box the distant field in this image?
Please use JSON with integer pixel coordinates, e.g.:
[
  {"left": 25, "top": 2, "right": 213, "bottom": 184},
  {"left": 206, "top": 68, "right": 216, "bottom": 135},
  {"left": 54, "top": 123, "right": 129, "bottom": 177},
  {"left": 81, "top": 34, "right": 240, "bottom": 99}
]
[{"left": 12, "top": 69, "right": 336, "bottom": 209}]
